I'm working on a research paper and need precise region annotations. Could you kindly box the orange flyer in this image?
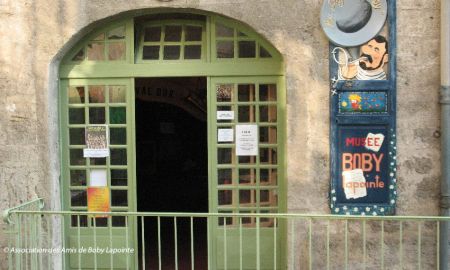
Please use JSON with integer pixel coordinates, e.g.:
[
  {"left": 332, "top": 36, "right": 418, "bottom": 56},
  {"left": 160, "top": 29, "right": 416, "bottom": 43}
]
[{"left": 87, "top": 187, "right": 110, "bottom": 217}]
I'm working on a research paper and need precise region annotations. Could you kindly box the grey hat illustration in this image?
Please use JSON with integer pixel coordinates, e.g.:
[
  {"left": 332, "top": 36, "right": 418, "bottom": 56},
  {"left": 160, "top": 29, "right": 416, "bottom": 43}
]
[{"left": 320, "top": 0, "right": 387, "bottom": 47}]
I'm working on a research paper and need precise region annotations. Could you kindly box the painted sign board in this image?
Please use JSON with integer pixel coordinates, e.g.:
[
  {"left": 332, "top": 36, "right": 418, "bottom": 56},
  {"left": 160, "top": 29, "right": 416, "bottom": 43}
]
[
  {"left": 336, "top": 126, "right": 389, "bottom": 202},
  {"left": 331, "top": 125, "right": 397, "bottom": 215},
  {"left": 328, "top": 0, "right": 397, "bottom": 215}
]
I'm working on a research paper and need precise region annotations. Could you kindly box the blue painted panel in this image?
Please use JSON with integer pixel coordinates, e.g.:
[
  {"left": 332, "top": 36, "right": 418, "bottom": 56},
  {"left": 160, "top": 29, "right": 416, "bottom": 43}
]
[
  {"left": 336, "top": 126, "right": 389, "bottom": 204},
  {"left": 339, "top": 92, "right": 387, "bottom": 114}
]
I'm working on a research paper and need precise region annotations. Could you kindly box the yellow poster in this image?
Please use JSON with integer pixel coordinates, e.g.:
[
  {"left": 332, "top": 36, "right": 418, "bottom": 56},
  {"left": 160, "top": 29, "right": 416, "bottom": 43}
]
[{"left": 87, "top": 187, "right": 110, "bottom": 218}]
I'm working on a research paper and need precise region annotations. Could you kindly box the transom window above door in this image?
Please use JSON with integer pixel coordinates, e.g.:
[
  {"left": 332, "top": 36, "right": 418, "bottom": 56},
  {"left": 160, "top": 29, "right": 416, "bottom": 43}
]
[{"left": 137, "top": 21, "right": 206, "bottom": 61}]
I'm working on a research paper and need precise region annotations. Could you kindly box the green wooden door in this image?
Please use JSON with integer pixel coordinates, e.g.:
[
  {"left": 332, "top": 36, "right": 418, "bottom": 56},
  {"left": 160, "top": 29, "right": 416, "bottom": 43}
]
[
  {"left": 209, "top": 76, "right": 286, "bottom": 270},
  {"left": 60, "top": 78, "right": 137, "bottom": 269}
]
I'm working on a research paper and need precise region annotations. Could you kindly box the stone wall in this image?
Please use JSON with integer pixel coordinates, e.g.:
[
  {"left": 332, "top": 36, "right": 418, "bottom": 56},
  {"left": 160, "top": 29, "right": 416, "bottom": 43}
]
[{"left": 0, "top": 0, "right": 442, "bottom": 268}]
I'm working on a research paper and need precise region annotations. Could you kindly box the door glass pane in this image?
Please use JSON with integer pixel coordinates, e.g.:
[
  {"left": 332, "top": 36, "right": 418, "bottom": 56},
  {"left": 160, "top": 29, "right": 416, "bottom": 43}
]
[
  {"left": 185, "top": 26, "right": 202, "bottom": 41},
  {"left": 71, "top": 190, "right": 87, "bottom": 206},
  {"left": 218, "top": 211, "right": 233, "bottom": 226},
  {"left": 238, "top": 41, "right": 256, "bottom": 58},
  {"left": 69, "top": 86, "right": 85, "bottom": 104},
  {"left": 89, "top": 86, "right": 105, "bottom": 103},
  {"left": 259, "top": 126, "right": 277, "bottom": 144},
  {"left": 144, "top": 27, "right": 161, "bottom": 42},
  {"left": 260, "top": 148, "right": 277, "bottom": 164},
  {"left": 217, "top": 41, "right": 234, "bottom": 58},
  {"left": 111, "top": 148, "right": 127, "bottom": 165},
  {"left": 91, "top": 218, "right": 108, "bottom": 227},
  {"left": 259, "top": 105, "right": 277, "bottom": 122},
  {"left": 71, "top": 214, "right": 88, "bottom": 227},
  {"left": 70, "top": 170, "right": 86, "bottom": 186},
  {"left": 87, "top": 43, "right": 105, "bottom": 61},
  {"left": 110, "top": 107, "right": 126, "bottom": 124},
  {"left": 218, "top": 169, "right": 232, "bottom": 185},
  {"left": 69, "top": 128, "right": 85, "bottom": 145},
  {"left": 216, "top": 24, "right": 234, "bottom": 37},
  {"left": 217, "top": 148, "right": 232, "bottom": 164},
  {"left": 143, "top": 46, "right": 160, "bottom": 60},
  {"left": 110, "top": 128, "right": 126, "bottom": 145},
  {"left": 89, "top": 107, "right": 106, "bottom": 124},
  {"left": 111, "top": 169, "right": 127, "bottom": 186},
  {"left": 239, "top": 189, "right": 255, "bottom": 205},
  {"left": 69, "top": 108, "right": 85, "bottom": 124},
  {"left": 259, "top": 84, "right": 277, "bottom": 101},
  {"left": 238, "top": 156, "right": 256, "bottom": 164},
  {"left": 218, "top": 190, "right": 233, "bottom": 205},
  {"left": 90, "top": 157, "right": 106, "bottom": 166},
  {"left": 71, "top": 49, "right": 85, "bottom": 61},
  {"left": 260, "top": 190, "right": 270, "bottom": 203},
  {"left": 216, "top": 84, "right": 233, "bottom": 102},
  {"left": 111, "top": 190, "right": 128, "bottom": 206},
  {"left": 108, "top": 42, "right": 125, "bottom": 61},
  {"left": 70, "top": 149, "right": 85, "bottom": 165},
  {"left": 239, "top": 168, "right": 256, "bottom": 185},
  {"left": 259, "top": 46, "right": 272, "bottom": 58},
  {"left": 238, "top": 105, "right": 255, "bottom": 122},
  {"left": 260, "top": 168, "right": 277, "bottom": 186},
  {"left": 240, "top": 210, "right": 253, "bottom": 225},
  {"left": 112, "top": 216, "right": 126, "bottom": 227},
  {"left": 109, "top": 86, "right": 126, "bottom": 103},
  {"left": 163, "top": 45, "right": 180, "bottom": 60},
  {"left": 107, "top": 26, "right": 125, "bottom": 40},
  {"left": 238, "top": 84, "right": 255, "bottom": 102},
  {"left": 184, "top": 45, "right": 201, "bottom": 59},
  {"left": 164, "top": 25, "right": 182, "bottom": 41}
]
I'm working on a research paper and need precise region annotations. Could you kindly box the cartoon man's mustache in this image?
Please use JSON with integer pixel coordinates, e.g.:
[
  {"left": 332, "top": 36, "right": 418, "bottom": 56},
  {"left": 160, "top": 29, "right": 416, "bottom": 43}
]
[{"left": 360, "top": 53, "right": 373, "bottom": 63}]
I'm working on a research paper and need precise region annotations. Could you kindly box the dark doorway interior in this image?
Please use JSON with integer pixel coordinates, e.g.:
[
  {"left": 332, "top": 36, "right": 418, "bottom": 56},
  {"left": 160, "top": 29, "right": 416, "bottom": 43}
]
[{"left": 135, "top": 77, "right": 208, "bottom": 269}]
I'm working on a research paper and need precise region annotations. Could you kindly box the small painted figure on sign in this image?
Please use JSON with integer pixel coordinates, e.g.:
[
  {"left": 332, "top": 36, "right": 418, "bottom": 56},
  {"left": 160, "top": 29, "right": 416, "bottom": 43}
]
[
  {"left": 333, "top": 35, "right": 389, "bottom": 80},
  {"left": 348, "top": 94, "right": 362, "bottom": 110}
]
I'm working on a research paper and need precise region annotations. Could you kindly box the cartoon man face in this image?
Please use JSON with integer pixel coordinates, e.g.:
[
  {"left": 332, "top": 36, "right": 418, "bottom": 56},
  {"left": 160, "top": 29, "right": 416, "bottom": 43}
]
[{"left": 359, "top": 36, "right": 388, "bottom": 71}]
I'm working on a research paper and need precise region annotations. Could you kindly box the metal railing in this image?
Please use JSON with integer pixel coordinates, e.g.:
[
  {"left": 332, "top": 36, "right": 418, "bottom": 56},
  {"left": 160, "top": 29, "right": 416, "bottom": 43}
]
[{"left": 2, "top": 198, "right": 450, "bottom": 270}]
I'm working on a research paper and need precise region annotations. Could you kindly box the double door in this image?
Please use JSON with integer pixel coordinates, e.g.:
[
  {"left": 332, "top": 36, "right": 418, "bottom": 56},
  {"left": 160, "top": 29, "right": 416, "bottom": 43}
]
[{"left": 61, "top": 76, "right": 285, "bottom": 269}]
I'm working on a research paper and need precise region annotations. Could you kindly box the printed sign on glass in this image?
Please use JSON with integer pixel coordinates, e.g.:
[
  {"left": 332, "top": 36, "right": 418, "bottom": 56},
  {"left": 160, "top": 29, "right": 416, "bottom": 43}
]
[{"left": 236, "top": 124, "right": 258, "bottom": 156}]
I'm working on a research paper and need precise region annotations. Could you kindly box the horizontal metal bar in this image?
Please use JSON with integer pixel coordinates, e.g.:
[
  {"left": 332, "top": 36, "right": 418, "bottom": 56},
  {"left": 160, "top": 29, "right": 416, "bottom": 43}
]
[{"left": 9, "top": 210, "right": 450, "bottom": 221}]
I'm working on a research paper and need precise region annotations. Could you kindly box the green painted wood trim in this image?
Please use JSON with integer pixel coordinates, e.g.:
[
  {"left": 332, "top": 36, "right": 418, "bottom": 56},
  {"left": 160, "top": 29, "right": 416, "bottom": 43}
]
[{"left": 60, "top": 61, "right": 284, "bottom": 78}]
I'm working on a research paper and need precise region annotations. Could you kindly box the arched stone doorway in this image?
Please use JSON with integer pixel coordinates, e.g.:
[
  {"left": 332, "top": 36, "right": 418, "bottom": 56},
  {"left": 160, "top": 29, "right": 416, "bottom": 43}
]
[{"left": 59, "top": 10, "right": 285, "bottom": 269}]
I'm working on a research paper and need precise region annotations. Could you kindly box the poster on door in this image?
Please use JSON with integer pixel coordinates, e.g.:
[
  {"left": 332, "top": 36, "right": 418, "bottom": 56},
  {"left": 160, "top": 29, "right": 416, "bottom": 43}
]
[
  {"left": 84, "top": 125, "right": 109, "bottom": 158},
  {"left": 236, "top": 124, "right": 258, "bottom": 156},
  {"left": 87, "top": 187, "right": 110, "bottom": 218}
]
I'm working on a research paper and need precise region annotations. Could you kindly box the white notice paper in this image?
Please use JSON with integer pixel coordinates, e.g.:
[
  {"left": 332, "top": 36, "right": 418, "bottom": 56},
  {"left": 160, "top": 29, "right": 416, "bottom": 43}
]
[
  {"left": 218, "top": 129, "right": 234, "bottom": 142},
  {"left": 90, "top": 169, "right": 107, "bottom": 187},
  {"left": 217, "top": 111, "right": 234, "bottom": 120},
  {"left": 236, "top": 124, "right": 258, "bottom": 156},
  {"left": 364, "top": 133, "right": 385, "bottom": 152},
  {"left": 342, "top": 169, "right": 367, "bottom": 199}
]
